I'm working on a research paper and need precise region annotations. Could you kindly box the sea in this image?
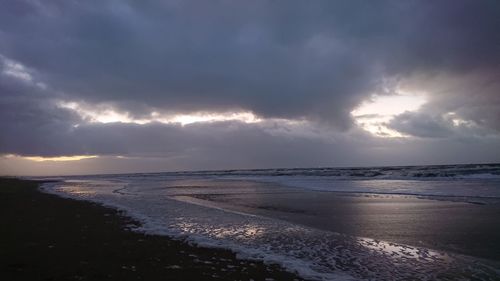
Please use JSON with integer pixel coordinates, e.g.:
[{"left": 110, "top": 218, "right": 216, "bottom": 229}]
[{"left": 38, "top": 163, "right": 500, "bottom": 280}]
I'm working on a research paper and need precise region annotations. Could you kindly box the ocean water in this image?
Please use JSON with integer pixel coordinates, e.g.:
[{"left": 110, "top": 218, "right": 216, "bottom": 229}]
[{"left": 39, "top": 164, "right": 500, "bottom": 280}]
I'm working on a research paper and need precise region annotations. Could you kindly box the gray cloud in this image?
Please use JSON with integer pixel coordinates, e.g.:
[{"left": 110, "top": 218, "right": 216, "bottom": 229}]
[
  {"left": 388, "top": 112, "right": 455, "bottom": 138},
  {"left": 392, "top": 70, "right": 500, "bottom": 137},
  {"left": 2, "top": 120, "right": 500, "bottom": 176},
  {"left": 1, "top": 1, "right": 499, "bottom": 125}
]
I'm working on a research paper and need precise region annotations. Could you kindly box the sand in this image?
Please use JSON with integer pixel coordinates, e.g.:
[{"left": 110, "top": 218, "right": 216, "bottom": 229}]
[{"left": 0, "top": 178, "right": 304, "bottom": 281}]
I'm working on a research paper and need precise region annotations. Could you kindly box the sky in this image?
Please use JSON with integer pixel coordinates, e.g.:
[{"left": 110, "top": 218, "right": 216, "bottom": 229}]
[{"left": 1, "top": 0, "right": 500, "bottom": 176}]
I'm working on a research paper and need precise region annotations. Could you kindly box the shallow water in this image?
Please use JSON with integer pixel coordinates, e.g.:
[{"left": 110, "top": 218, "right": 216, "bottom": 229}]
[
  {"left": 38, "top": 166, "right": 500, "bottom": 280},
  {"left": 184, "top": 189, "right": 500, "bottom": 260}
]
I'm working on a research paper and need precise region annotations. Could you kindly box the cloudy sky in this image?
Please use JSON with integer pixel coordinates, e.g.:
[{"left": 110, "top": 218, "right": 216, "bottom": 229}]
[{"left": 1, "top": 0, "right": 499, "bottom": 176}]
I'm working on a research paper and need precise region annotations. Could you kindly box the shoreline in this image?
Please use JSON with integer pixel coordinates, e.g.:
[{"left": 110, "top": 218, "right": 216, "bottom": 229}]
[{"left": 0, "top": 178, "right": 304, "bottom": 281}]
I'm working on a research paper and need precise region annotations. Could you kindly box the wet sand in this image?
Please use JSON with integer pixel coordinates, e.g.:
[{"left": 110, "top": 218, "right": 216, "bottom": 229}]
[
  {"left": 0, "top": 178, "right": 303, "bottom": 281},
  {"left": 187, "top": 190, "right": 500, "bottom": 261}
]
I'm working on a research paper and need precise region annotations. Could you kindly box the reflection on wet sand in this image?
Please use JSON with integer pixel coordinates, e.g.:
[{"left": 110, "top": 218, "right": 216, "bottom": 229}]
[{"left": 189, "top": 189, "right": 500, "bottom": 261}]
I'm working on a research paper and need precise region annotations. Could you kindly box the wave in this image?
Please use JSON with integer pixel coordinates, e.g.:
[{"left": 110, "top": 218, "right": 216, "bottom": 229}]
[{"left": 64, "top": 163, "right": 500, "bottom": 181}]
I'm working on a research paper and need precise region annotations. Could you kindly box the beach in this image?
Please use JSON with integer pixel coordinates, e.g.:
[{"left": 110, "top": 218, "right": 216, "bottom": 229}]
[
  {"left": 4, "top": 164, "right": 500, "bottom": 280},
  {"left": 0, "top": 178, "right": 303, "bottom": 281}
]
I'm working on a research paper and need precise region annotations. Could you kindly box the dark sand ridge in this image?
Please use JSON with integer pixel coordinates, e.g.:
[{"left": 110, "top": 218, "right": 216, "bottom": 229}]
[{"left": 0, "top": 178, "right": 304, "bottom": 281}]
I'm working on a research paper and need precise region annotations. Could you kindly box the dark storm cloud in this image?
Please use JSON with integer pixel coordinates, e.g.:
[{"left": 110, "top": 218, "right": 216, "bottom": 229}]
[
  {"left": 1, "top": 0, "right": 499, "bottom": 126},
  {"left": 1, "top": 0, "right": 500, "bottom": 172}
]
